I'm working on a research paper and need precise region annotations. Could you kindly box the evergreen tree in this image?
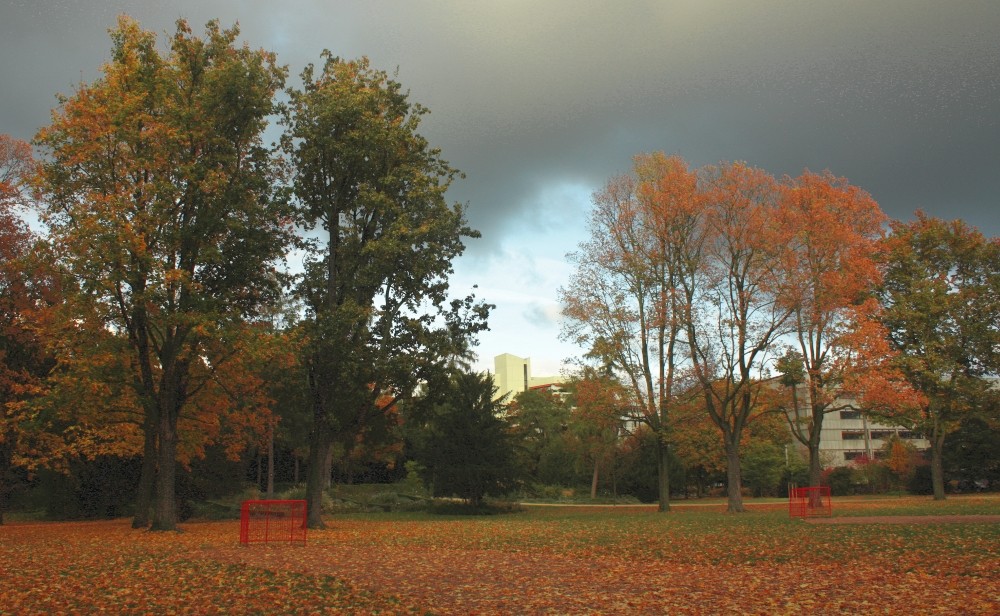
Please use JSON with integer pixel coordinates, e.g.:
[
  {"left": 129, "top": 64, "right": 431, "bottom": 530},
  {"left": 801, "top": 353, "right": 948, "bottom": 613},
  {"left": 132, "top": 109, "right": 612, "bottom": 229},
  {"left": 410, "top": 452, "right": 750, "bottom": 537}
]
[{"left": 410, "top": 371, "right": 519, "bottom": 506}]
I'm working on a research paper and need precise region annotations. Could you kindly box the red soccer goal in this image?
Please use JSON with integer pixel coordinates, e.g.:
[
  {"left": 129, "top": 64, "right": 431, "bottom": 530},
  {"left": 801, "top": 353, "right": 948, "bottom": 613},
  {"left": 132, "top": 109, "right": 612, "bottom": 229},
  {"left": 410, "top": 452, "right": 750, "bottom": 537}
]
[
  {"left": 788, "top": 486, "right": 832, "bottom": 518},
  {"left": 239, "top": 499, "right": 308, "bottom": 545}
]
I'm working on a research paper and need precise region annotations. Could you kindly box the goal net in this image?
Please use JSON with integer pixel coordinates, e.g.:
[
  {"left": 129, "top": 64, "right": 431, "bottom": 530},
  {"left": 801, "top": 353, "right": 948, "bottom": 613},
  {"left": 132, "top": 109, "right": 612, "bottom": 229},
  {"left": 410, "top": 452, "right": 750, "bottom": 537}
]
[
  {"left": 788, "top": 486, "right": 832, "bottom": 518},
  {"left": 239, "top": 499, "right": 308, "bottom": 545}
]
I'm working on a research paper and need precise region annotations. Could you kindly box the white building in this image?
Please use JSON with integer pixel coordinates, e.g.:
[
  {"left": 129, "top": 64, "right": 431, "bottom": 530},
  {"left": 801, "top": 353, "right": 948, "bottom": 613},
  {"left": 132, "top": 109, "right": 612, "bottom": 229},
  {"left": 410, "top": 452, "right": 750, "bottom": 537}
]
[
  {"left": 492, "top": 353, "right": 565, "bottom": 402},
  {"left": 785, "top": 391, "right": 929, "bottom": 467}
]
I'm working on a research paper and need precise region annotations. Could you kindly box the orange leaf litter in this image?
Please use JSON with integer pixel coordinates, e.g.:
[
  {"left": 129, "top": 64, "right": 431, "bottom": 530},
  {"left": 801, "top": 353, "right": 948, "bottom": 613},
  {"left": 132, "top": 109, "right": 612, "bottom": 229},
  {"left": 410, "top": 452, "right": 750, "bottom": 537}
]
[{"left": 3, "top": 505, "right": 998, "bottom": 614}]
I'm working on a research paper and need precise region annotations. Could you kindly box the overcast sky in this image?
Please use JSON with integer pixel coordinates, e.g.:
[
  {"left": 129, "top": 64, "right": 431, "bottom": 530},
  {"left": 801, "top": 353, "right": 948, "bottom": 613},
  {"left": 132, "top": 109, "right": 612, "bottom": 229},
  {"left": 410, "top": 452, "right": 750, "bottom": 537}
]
[{"left": 3, "top": 1, "right": 998, "bottom": 375}]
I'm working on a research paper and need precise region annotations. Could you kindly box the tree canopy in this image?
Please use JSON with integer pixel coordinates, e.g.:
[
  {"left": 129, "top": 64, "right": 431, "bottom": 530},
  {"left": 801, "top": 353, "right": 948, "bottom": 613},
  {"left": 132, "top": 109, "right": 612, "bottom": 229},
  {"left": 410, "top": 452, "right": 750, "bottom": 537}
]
[
  {"left": 34, "top": 16, "right": 292, "bottom": 530},
  {"left": 877, "top": 212, "right": 1000, "bottom": 499},
  {"left": 281, "top": 54, "right": 490, "bottom": 526}
]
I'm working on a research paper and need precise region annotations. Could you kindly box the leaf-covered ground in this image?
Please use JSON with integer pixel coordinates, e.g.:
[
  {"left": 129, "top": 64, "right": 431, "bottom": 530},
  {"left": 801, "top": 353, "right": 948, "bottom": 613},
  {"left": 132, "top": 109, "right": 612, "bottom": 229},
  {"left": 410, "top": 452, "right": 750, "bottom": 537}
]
[{"left": 2, "top": 495, "right": 998, "bottom": 614}]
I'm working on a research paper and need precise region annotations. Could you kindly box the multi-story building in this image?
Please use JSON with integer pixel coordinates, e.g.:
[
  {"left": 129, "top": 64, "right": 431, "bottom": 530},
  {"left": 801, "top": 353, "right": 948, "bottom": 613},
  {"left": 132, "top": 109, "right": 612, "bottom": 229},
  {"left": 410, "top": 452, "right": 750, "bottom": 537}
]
[
  {"left": 785, "top": 392, "right": 929, "bottom": 467},
  {"left": 491, "top": 353, "right": 565, "bottom": 402},
  {"left": 492, "top": 354, "right": 928, "bottom": 467}
]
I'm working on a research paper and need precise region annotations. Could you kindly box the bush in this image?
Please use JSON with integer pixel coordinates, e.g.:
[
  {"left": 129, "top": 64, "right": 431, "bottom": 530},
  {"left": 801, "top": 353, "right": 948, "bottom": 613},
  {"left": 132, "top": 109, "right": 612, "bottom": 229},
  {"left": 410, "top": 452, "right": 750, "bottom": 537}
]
[
  {"left": 429, "top": 499, "right": 523, "bottom": 516},
  {"left": 907, "top": 465, "right": 934, "bottom": 495},
  {"left": 825, "top": 466, "right": 856, "bottom": 496},
  {"left": 324, "top": 483, "right": 429, "bottom": 514},
  {"left": 741, "top": 442, "right": 785, "bottom": 497}
]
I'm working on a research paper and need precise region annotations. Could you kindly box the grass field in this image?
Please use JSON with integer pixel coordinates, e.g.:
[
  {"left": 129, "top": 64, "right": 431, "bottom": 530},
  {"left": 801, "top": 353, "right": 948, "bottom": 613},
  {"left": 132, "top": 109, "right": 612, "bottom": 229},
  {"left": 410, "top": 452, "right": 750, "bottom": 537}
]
[{"left": 2, "top": 494, "right": 998, "bottom": 614}]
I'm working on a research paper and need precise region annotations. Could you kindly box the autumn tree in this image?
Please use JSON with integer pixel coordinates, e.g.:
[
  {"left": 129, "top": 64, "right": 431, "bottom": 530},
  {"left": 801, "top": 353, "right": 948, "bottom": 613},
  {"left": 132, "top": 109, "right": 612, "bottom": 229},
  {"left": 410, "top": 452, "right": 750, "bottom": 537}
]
[
  {"left": 566, "top": 368, "right": 629, "bottom": 499},
  {"left": 877, "top": 213, "right": 1000, "bottom": 500},
  {"left": 680, "top": 161, "right": 794, "bottom": 512},
  {"left": 561, "top": 153, "right": 703, "bottom": 512},
  {"left": 775, "top": 171, "right": 887, "bottom": 487},
  {"left": 669, "top": 392, "right": 727, "bottom": 497},
  {"left": 259, "top": 318, "right": 313, "bottom": 487},
  {"left": 282, "top": 54, "right": 490, "bottom": 527},
  {"left": 882, "top": 434, "right": 917, "bottom": 490},
  {"left": 35, "top": 17, "right": 291, "bottom": 530},
  {"left": 0, "top": 136, "right": 53, "bottom": 524},
  {"left": 0, "top": 136, "right": 34, "bottom": 208}
]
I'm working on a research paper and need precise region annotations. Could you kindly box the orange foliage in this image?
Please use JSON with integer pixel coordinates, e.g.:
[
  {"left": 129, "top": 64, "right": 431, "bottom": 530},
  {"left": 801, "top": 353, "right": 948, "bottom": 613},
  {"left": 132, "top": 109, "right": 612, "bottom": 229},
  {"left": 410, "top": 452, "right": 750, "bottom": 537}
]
[{"left": 0, "top": 135, "right": 35, "bottom": 208}]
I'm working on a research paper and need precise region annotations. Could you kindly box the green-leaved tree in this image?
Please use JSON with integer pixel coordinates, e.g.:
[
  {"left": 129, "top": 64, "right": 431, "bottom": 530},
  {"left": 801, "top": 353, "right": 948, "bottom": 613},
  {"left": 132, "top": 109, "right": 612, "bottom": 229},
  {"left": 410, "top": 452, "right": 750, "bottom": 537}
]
[
  {"left": 877, "top": 212, "right": 1000, "bottom": 500},
  {"left": 282, "top": 55, "right": 489, "bottom": 527}
]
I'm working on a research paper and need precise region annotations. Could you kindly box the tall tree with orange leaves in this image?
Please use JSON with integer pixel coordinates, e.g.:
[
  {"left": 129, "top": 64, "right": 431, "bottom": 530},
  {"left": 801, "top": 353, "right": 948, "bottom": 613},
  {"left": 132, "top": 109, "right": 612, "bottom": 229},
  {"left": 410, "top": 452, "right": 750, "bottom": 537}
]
[
  {"left": 681, "top": 161, "right": 794, "bottom": 513},
  {"left": 775, "top": 170, "right": 887, "bottom": 487},
  {"left": 34, "top": 17, "right": 291, "bottom": 531},
  {"left": 566, "top": 367, "right": 629, "bottom": 499},
  {"left": 561, "top": 152, "right": 704, "bottom": 512}
]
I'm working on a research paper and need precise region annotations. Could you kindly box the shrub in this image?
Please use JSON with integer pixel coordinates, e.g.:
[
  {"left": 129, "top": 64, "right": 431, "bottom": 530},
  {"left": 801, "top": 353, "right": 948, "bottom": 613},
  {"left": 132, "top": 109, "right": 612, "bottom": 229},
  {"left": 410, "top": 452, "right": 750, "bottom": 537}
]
[
  {"left": 429, "top": 499, "right": 523, "bottom": 516},
  {"left": 825, "top": 466, "right": 856, "bottom": 496}
]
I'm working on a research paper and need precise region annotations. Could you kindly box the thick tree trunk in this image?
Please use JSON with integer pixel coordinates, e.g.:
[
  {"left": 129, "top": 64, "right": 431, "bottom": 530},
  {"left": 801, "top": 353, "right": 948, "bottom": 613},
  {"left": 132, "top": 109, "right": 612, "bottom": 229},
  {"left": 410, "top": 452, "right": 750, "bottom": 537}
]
[
  {"left": 725, "top": 443, "right": 745, "bottom": 513},
  {"left": 132, "top": 411, "right": 157, "bottom": 529},
  {"left": 656, "top": 437, "right": 671, "bottom": 512},
  {"left": 808, "top": 403, "right": 825, "bottom": 488},
  {"left": 931, "top": 432, "right": 946, "bottom": 501},
  {"left": 808, "top": 443, "right": 822, "bottom": 488},
  {"left": 806, "top": 443, "right": 825, "bottom": 508},
  {"left": 305, "top": 436, "right": 332, "bottom": 529},
  {"left": 150, "top": 410, "right": 177, "bottom": 531}
]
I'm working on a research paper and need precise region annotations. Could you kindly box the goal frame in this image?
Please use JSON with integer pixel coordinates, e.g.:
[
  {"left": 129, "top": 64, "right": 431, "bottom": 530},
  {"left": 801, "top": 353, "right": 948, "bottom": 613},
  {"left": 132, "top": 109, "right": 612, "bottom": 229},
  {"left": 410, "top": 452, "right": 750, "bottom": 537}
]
[
  {"left": 239, "top": 499, "right": 308, "bottom": 545},
  {"left": 788, "top": 486, "right": 832, "bottom": 518}
]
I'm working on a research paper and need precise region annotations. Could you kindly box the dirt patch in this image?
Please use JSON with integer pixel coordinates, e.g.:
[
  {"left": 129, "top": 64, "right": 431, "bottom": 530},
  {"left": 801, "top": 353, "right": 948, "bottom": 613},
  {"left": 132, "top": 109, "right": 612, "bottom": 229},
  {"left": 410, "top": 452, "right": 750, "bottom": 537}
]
[{"left": 805, "top": 514, "right": 1000, "bottom": 525}]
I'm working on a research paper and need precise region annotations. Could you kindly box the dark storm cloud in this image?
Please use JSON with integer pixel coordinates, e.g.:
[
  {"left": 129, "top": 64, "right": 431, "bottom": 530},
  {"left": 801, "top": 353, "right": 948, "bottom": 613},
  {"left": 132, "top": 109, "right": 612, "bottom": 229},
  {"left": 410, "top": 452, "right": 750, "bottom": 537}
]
[{"left": 3, "top": 0, "right": 998, "bottom": 255}]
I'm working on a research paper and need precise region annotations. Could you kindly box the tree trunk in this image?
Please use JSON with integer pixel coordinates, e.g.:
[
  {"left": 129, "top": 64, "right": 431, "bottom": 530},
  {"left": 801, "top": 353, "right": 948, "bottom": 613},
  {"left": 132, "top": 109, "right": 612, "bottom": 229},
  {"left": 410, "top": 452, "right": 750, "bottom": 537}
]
[
  {"left": 1, "top": 439, "right": 13, "bottom": 526},
  {"left": 324, "top": 446, "right": 334, "bottom": 489},
  {"left": 807, "top": 444, "right": 825, "bottom": 508},
  {"left": 725, "top": 443, "right": 745, "bottom": 513},
  {"left": 305, "top": 436, "right": 332, "bottom": 529},
  {"left": 150, "top": 409, "right": 178, "bottom": 531},
  {"left": 266, "top": 428, "right": 275, "bottom": 499},
  {"left": 132, "top": 412, "right": 157, "bottom": 529},
  {"left": 656, "top": 437, "right": 671, "bottom": 512},
  {"left": 808, "top": 442, "right": 822, "bottom": 488},
  {"left": 590, "top": 458, "right": 600, "bottom": 499},
  {"left": 931, "top": 432, "right": 946, "bottom": 501},
  {"left": 807, "top": 402, "right": 825, "bottom": 488}
]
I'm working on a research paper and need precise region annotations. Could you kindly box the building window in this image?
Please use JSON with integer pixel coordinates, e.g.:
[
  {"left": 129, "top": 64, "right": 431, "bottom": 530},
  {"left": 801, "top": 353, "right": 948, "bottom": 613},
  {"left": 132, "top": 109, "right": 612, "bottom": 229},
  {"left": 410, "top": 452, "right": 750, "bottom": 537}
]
[
  {"left": 840, "top": 410, "right": 862, "bottom": 420},
  {"left": 841, "top": 431, "right": 865, "bottom": 440}
]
